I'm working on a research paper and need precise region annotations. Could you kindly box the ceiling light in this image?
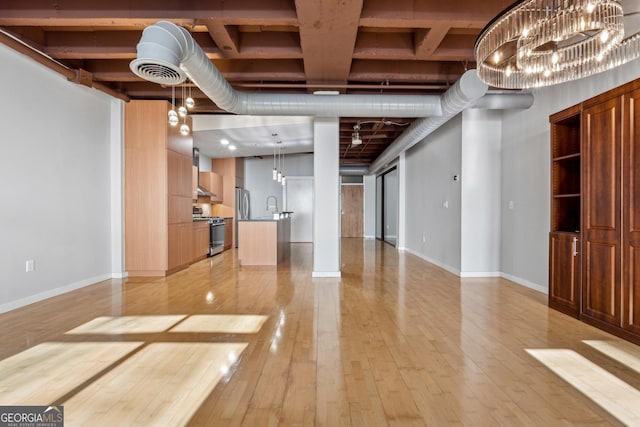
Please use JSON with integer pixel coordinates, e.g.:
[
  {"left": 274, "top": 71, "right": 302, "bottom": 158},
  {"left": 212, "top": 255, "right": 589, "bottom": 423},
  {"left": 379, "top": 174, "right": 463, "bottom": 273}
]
[
  {"left": 220, "top": 139, "right": 229, "bottom": 145},
  {"left": 168, "top": 109, "right": 179, "bottom": 126},
  {"left": 228, "top": 145, "right": 236, "bottom": 151},
  {"left": 474, "top": 0, "right": 640, "bottom": 89},
  {"left": 185, "top": 97, "right": 195, "bottom": 109},
  {"left": 180, "top": 123, "right": 189, "bottom": 136}
]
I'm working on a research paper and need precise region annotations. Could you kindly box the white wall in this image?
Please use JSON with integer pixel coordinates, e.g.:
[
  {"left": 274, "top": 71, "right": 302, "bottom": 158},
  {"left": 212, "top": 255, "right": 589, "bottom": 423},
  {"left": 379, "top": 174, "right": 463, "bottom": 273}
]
[
  {"left": 0, "top": 44, "right": 116, "bottom": 312},
  {"left": 363, "top": 174, "right": 376, "bottom": 238},
  {"left": 404, "top": 115, "right": 463, "bottom": 274},
  {"left": 500, "top": 59, "right": 640, "bottom": 291},
  {"left": 460, "top": 109, "right": 502, "bottom": 276},
  {"left": 244, "top": 153, "right": 313, "bottom": 219}
]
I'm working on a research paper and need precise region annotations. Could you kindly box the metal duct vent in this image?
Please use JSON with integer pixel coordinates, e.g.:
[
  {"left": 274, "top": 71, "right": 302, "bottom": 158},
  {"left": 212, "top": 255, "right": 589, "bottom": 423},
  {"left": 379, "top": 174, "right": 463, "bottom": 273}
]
[{"left": 130, "top": 58, "right": 184, "bottom": 85}]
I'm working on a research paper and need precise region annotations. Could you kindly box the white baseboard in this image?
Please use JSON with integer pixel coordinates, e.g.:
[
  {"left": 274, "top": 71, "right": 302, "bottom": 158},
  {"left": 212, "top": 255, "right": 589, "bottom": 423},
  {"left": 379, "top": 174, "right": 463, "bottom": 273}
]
[
  {"left": 500, "top": 272, "right": 547, "bottom": 294},
  {"left": 460, "top": 271, "right": 501, "bottom": 278},
  {"left": 111, "top": 271, "right": 128, "bottom": 279},
  {"left": 403, "top": 248, "right": 461, "bottom": 276},
  {"left": 312, "top": 271, "right": 342, "bottom": 278},
  {"left": 0, "top": 273, "right": 112, "bottom": 314},
  {"left": 364, "top": 235, "right": 376, "bottom": 239}
]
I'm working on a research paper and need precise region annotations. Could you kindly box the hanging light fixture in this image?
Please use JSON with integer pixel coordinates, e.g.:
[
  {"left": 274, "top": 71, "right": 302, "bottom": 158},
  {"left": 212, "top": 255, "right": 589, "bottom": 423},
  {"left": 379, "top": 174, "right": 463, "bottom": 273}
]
[
  {"left": 178, "top": 81, "right": 188, "bottom": 117},
  {"left": 185, "top": 80, "right": 195, "bottom": 109},
  {"left": 351, "top": 124, "right": 362, "bottom": 146},
  {"left": 474, "top": 0, "right": 640, "bottom": 89},
  {"left": 272, "top": 141, "right": 278, "bottom": 180},
  {"left": 168, "top": 86, "right": 179, "bottom": 126},
  {"left": 277, "top": 142, "right": 282, "bottom": 183},
  {"left": 281, "top": 149, "right": 286, "bottom": 186}
]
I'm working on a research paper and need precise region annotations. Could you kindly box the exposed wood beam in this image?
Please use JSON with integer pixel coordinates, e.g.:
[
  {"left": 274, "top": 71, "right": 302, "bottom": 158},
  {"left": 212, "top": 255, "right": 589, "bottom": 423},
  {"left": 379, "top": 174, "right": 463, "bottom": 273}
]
[
  {"left": 204, "top": 20, "right": 240, "bottom": 57},
  {"left": 415, "top": 24, "right": 450, "bottom": 59}
]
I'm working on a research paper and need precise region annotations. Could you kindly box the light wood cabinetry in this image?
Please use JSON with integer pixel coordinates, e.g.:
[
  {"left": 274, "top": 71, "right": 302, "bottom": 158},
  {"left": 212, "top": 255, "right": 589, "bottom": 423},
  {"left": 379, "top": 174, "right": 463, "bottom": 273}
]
[
  {"left": 124, "top": 100, "right": 193, "bottom": 277},
  {"left": 211, "top": 157, "right": 245, "bottom": 247},
  {"left": 223, "top": 218, "right": 233, "bottom": 251},
  {"left": 549, "top": 78, "right": 640, "bottom": 345},
  {"left": 192, "top": 221, "right": 210, "bottom": 262},
  {"left": 238, "top": 219, "right": 290, "bottom": 266},
  {"left": 198, "top": 171, "right": 223, "bottom": 203}
]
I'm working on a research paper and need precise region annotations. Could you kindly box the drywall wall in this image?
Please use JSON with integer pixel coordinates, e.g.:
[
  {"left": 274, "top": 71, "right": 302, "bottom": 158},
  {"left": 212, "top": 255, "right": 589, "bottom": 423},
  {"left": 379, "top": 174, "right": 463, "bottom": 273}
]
[
  {"left": 363, "top": 174, "right": 376, "bottom": 238},
  {"left": 404, "top": 115, "right": 463, "bottom": 274},
  {"left": 500, "top": 59, "right": 640, "bottom": 291},
  {"left": 0, "top": 44, "right": 114, "bottom": 312},
  {"left": 244, "top": 153, "right": 313, "bottom": 219},
  {"left": 460, "top": 108, "right": 502, "bottom": 276}
]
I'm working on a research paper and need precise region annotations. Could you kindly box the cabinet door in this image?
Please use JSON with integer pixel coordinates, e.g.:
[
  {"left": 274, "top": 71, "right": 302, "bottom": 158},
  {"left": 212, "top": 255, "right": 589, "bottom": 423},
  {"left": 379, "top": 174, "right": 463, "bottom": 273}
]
[
  {"left": 549, "top": 232, "right": 581, "bottom": 318},
  {"left": 168, "top": 222, "right": 193, "bottom": 270},
  {"left": 623, "top": 88, "right": 640, "bottom": 334},
  {"left": 211, "top": 173, "right": 223, "bottom": 203},
  {"left": 582, "top": 96, "right": 622, "bottom": 325},
  {"left": 224, "top": 219, "right": 232, "bottom": 250}
]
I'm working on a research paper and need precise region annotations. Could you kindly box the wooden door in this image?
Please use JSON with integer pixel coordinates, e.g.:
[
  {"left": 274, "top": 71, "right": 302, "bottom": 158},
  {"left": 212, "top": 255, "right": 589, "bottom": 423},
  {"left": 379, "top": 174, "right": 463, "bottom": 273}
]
[
  {"left": 341, "top": 184, "right": 363, "bottom": 237},
  {"left": 549, "top": 232, "right": 581, "bottom": 318},
  {"left": 582, "top": 95, "right": 622, "bottom": 326},
  {"left": 623, "top": 88, "right": 640, "bottom": 334}
]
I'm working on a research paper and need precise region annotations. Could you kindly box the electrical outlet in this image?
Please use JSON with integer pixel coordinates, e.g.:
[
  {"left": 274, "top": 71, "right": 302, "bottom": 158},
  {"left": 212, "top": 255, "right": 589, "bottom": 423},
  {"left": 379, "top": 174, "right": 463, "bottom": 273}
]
[{"left": 25, "top": 259, "right": 35, "bottom": 272}]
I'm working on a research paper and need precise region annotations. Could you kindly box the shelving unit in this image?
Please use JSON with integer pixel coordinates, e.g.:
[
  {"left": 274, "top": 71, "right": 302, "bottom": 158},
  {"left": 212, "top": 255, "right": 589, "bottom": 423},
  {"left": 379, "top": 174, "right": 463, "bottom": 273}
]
[{"left": 548, "top": 105, "right": 581, "bottom": 317}]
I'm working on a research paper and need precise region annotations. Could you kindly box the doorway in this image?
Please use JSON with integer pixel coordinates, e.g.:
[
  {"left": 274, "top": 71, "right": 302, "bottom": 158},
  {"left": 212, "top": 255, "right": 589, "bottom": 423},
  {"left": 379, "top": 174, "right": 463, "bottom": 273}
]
[
  {"left": 376, "top": 167, "right": 398, "bottom": 246},
  {"left": 341, "top": 184, "right": 363, "bottom": 237}
]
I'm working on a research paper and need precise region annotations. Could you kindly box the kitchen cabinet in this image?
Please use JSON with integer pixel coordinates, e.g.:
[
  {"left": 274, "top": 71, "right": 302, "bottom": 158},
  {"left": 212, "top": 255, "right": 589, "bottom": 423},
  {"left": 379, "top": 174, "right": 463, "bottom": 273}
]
[
  {"left": 191, "top": 221, "right": 210, "bottom": 262},
  {"left": 192, "top": 165, "right": 198, "bottom": 201},
  {"left": 124, "top": 100, "right": 193, "bottom": 276},
  {"left": 548, "top": 78, "right": 640, "bottom": 345},
  {"left": 199, "top": 171, "right": 223, "bottom": 203},
  {"left": 223, "top": 218, "right": 233, "bottom": 251}
]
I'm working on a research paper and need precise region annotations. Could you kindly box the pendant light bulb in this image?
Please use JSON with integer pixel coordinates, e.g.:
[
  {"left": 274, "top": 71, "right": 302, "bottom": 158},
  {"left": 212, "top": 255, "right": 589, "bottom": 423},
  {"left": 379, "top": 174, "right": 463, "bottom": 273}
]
[
  {"left": 272, "top": 168, "right": 277, "bottom": 180},
  {"left": 168, "top": 110, "right": 179, "bottom": 126},
  {"left": 277, "top": 171, "right": 282, "bottom": 182},
  {"left": 281, "top": 176, "right": 286, "bottom": 186},
  {"left": 180, "top": 123, "right": 190, "bottom": 135},
  {"left": 185, "top": 97, "right": 195, "bottom": 109},
  {"left": 178, "top": 105, "right": 188, "bottom": 117}
]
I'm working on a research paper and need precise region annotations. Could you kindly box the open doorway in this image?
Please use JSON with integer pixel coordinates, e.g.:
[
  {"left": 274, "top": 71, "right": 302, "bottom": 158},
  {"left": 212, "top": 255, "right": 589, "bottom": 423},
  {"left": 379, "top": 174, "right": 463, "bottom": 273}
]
[{"left": 376, "top": 167, "right": 398, "bottom": 246}]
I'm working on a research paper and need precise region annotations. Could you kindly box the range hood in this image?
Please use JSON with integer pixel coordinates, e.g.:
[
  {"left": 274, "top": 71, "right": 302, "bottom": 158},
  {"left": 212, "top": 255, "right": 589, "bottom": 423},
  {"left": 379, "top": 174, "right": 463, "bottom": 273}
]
[{"left": 197, "top": 186, "right": 216, "bottom": 198}]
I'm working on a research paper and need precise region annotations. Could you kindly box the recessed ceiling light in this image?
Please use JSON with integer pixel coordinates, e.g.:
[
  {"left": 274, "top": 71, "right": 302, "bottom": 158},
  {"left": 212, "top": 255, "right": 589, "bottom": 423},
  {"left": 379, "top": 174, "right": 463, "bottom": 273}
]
[
  {"left": 220, "top": 139, "right": 229, "bottom": 145},
  {"left": 229, "top": 145, "right": 236, "bottom": 151}
]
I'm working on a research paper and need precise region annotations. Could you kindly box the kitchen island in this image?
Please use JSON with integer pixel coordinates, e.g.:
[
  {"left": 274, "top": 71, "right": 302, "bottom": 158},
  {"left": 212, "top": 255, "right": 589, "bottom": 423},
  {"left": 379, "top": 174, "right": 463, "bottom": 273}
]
[{"left": 237, "top": 216, "right": 291, "bottom": 266}]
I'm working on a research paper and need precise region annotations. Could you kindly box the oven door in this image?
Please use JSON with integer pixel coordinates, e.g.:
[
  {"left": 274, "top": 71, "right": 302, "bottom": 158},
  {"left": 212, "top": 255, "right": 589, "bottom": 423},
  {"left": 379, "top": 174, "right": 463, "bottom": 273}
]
[{"left": 210, "top": 222, "right": 225, "bottom": 255}]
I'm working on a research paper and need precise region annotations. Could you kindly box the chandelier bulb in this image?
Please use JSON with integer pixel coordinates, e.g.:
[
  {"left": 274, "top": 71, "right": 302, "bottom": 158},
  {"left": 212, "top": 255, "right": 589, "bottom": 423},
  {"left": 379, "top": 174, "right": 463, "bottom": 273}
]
[
  {"left": 185, "top": 97, "right": 195, "bottom": 109},
  {"left": 492, "top": 51, "right": 501, "bottom": 64},
  {"left": 586, "top": 2, "right": 595, "bottom": 13},
  {"left": 168, "top": 110, "right": 179, "bottom": 126},
  {"left": 600, "top": 30, "right": 609, "bottom": 43},
  {"left": 180, "top": 124, "right": 190, "bottom": 135},
  {"left": 178, "top": 105, "right": 188, "bottom": 117},
  {"left": 551, "top": 51, "right": 559, "bottom": 65}
]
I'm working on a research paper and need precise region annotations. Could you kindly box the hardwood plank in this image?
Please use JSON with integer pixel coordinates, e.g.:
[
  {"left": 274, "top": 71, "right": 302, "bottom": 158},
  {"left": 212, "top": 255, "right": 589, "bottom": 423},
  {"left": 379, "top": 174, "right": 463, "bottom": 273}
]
[{"left": 0, "top": 240, "right": 636, "bottom": 426}]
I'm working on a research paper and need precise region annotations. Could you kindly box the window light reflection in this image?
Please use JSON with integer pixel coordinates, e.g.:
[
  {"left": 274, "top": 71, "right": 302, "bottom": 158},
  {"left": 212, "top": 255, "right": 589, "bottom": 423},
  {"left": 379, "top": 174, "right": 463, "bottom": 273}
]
[{"left": 526, "top": 348, "right": 640, "bottom": 426}]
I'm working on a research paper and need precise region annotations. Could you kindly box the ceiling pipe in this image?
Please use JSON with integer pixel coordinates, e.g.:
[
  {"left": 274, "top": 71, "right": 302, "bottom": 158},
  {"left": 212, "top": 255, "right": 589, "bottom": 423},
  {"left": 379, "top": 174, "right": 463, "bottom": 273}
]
[
  {"left": 339, "top": 165, "right": 370, "bottom": 176},
  {"left": 130, "top": 21, "right": 442, "bottom": 118},
  {"left": 367, "top": 70, "right": 489, "bottom": 175},
  {"left": 130, "top": 21, "right": 534, "bottom": 176}
]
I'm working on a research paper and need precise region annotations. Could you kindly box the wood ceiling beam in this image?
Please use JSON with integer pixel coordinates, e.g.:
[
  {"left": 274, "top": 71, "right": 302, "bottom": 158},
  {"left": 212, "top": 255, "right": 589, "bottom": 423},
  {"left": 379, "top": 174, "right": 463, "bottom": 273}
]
[
  {"left": 414, "top": 24, "right": 450, "bottom": 59},
  {"left": 349, "top": 60, "right": 468, "bottom": 83},
  {"left": 204, "top": 20, "right": 240, "bottom": 58},
  {"left": 295, "top": 0, "right": 363, "bottom": 86}
]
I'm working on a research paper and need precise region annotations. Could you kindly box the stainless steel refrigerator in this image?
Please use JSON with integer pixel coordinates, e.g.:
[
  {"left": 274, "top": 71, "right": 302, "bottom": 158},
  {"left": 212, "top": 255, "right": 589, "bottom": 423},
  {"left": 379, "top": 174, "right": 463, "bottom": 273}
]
[{"left": 235, "top": 188, "right": 250, "bottom": 247}]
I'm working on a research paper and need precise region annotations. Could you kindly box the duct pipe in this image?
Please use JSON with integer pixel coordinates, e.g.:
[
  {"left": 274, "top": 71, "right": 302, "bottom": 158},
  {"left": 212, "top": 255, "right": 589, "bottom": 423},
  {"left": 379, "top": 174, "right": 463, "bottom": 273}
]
[
  {"left": 339, "top": 165, "right": 370, "bottom": 176},
  {"left": 130, "top": 21, "right": 442, "bottom": 118},
  {"left": 472, "top": 92, "right": 534, "bottom": 109},
  {"left": 367, "top": 70, "right": 488, "bottom": 175}
]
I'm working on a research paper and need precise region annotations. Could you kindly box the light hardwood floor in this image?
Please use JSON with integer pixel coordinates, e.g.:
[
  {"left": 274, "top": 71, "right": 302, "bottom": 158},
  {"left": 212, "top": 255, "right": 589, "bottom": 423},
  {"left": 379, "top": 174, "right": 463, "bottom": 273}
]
[{"left": 1, "top": 239, "right": 639, "bottom": 426}]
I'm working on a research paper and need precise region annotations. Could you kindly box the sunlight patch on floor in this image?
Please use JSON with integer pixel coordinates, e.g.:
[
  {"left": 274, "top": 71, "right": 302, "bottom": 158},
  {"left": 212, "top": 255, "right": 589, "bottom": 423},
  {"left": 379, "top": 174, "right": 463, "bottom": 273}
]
[
  {"left": 169, "top": 314, "right": 269, "bottom": 334},
  {"left": 0, "top": 342, "right": 143, "bottom": 405},
  {"left": 65, "top": 315, "right": 187, "bottom": 335},
  {"left": 63, "top": 342, "right": 248, "bottom": 427},
  {"left": 583, "top": 340, "right": 640, "bottom": 374},
  {"left": 527, "top": 348, "right": 640, "bottom": 426}
]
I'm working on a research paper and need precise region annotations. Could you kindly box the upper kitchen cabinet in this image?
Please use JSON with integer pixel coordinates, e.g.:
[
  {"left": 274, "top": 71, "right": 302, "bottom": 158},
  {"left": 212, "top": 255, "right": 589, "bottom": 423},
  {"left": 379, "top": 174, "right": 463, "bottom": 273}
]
[
  {"left": 124, "top": 100, "right": 193, "bottom": 277},
  {"left": 199, "top": 171, "right": 223, "bottom": 203}
]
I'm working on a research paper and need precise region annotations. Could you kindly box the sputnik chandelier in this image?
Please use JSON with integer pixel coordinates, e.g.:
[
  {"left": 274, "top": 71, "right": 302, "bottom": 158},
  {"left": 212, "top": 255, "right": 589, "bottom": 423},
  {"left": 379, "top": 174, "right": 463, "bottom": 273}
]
[{"left": 474, "top": 0, "right": 640, "bottom": 89}]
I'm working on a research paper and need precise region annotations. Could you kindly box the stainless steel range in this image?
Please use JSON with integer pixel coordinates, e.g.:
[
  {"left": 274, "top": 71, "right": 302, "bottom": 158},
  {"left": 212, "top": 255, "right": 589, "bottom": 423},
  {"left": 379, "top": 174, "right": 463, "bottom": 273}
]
[{"left": 208, "top": 217, "right": 225, "bottom": 256}]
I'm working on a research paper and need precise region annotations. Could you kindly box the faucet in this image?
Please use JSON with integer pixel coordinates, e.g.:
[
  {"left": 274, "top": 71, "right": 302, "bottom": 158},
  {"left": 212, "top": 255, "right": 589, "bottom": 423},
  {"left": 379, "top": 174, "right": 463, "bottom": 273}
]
[{"left": 266, "top": 195, "right": 278, "bottom": 213}]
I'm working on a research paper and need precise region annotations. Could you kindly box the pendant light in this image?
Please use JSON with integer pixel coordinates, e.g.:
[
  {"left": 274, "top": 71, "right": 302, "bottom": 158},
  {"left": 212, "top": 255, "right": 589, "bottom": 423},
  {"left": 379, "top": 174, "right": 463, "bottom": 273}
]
[{"left": 168, "top": 86, "right": 179, "bottom": 126}]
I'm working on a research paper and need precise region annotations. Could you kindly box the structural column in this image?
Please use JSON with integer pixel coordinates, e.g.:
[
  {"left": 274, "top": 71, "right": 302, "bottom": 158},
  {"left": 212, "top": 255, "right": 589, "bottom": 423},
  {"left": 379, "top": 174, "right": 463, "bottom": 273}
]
[{"left": 313, "top": 117, "right": 341, "bottom": 277}]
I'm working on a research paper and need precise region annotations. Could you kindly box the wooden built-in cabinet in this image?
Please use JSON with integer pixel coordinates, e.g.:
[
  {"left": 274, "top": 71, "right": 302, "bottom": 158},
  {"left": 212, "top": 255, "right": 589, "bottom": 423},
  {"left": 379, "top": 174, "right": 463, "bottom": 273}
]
[
  {"left": 124, "top": 100, "right": 193, "bottom": 276},
  {"left": 198, "top": 171, "right": 223, "bottom": 203},
  {"left": 549, "top": 105, "right": 582, "bottom": 318},
  {"left": 224, "top": 218, "right": 233, "bottom": 251},
  {"left": 192, "top": 221, "right": 210, "bottom": 261},
  {"left": 549, "top": 78, "right": 640, "bottom": 345}
]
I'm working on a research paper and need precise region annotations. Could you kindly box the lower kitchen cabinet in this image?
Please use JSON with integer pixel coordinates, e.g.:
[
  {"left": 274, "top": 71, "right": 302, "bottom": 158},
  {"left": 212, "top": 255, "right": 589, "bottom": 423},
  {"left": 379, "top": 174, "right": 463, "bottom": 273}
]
[
  {"left": 168, "top": 222, "right": 192, "bottom": 271},
  {"left": 192, "top": 221, "right": 210, "bottom": 262},
  {"left": 224, "top": 218, "right": 233, "bottom": 251}
]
